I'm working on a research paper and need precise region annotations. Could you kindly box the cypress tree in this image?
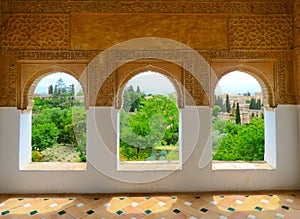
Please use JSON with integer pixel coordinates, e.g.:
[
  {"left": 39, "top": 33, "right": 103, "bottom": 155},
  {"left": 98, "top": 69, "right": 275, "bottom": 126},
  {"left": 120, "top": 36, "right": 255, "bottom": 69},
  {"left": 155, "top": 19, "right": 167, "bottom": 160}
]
[
  {"left": 54, "top": 85, "right": 58, "bottom": 94},
  {"left": 48, "top": 85, "right": 53, "bottom": 94},
  {"left": 71, "top": 84, "right": 75, "bottom": 96},
  {"left": 256, "top": 99, "right": 262, "bottom": 110},
  {"left": 235, "top": 102, "right": 241, "bottom": 124},
  {"left": 225, "top": 94, "right": 231, "bottom": 113},
  {"left": 250, "top": 98, "right": 256, "bottom": 109}
]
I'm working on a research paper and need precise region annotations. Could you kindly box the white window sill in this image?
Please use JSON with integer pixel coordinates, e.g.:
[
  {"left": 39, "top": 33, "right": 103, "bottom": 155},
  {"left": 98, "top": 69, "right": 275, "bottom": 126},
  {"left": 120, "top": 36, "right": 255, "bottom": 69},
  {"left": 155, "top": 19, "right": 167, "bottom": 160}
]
[
  {"left": 20, "top": 162, "right": 87, "bottom": 171},
  {"left": 212, "top": 161, "right": 274, "bottom": 170},
  {"left": 118, "top": 161, "right": 181, "bottom": 171}
]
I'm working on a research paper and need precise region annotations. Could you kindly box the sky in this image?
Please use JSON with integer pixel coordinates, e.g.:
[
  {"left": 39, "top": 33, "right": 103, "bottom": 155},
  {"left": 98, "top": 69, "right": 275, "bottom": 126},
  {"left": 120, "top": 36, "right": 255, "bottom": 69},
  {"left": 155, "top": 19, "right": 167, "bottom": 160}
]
[
  {"left": 35, "top": 71, "right": 262, "bottom": 96},
  {"left": 126, "top": 71, "right": 176, "bottom": 95},
  {"left": 35, "top": 72, "right": 81, "bottom": 94},
  {"left": 126, "top": 70, "right": 261, "bottom": 96},
  {"left": 215, "top": 71, "right": 262, "bottom": 95}
]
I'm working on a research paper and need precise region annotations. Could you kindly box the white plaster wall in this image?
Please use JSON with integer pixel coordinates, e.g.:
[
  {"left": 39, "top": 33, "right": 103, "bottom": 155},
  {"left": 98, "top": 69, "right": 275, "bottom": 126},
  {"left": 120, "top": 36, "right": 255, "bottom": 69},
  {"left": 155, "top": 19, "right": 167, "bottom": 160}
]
[
  {"left": 264, "top": 109, "right": 276, "bottom": 168},
  {"left": 0, "top": 105, "right": 299, "bottom": 193},
  {"left": 19, "top": 111, "right": 32, "bottom": 168}
]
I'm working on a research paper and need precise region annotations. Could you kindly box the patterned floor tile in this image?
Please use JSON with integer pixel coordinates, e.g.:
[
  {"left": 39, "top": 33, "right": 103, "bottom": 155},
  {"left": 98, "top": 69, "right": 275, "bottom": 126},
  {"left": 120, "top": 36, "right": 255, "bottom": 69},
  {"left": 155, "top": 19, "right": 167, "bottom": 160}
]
[{"left": 1, "top": 191, "right": 300, "bottom": 218}]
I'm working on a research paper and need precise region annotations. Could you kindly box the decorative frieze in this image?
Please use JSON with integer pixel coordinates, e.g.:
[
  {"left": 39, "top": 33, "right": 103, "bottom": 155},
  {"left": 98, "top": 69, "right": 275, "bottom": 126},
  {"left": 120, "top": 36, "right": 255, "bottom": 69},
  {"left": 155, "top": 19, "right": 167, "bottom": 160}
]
[
  {"left": 4, "top": 50, "right": 292, "bottom": 108},
  {"left": 1, "top": 1, "right": 293, "bottom": 14}
]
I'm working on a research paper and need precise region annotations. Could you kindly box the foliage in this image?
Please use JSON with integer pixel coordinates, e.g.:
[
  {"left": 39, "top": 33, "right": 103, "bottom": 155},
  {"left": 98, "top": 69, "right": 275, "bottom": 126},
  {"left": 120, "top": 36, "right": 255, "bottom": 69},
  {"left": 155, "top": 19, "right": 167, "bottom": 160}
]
[
  {"left": 243, "top": 91, "right": 251, "bottom": 96},
  {"left": 225, "top": 94, "right": 231, "bottom": 113},
  {"left": 250, "top": 98, "right": 262, "bottom": 110},
  {"left": 120, "top": 93, "right": 179, "bottom": 161},
  {"left": 215, "top": 95, "right": 225, "bottom": 112},
  {"left": 32, "top": 123, "right": 60, "bottom": 151},
  {"left": 213, "top": 117, "right": 264, "bottom": 161},
  {"left": 32, "top": 78, "right": 86, "bottom": 162},
  {"left": 76, "top": 89, "right": 84, "bottom": 96},
  {"left": 212, "top": 105, "right": 221, "bottom": 117},
  {"left": 48, "top": 85, "right": 54, "bottom": 94},
  {"left": 32, "top": 150, "right": 43, "bottom": 162},
  {"left": 119, "top": 142, "right": 152, "bottom": 161},
  {"left": 122, "top": 86, "right": 145, "bottom": 112}
]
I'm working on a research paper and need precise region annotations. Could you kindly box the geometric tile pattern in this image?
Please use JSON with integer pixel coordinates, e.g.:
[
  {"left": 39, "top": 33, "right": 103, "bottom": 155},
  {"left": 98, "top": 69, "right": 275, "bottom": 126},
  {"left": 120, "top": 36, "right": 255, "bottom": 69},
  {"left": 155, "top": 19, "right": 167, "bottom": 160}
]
[{"left": 0, "top": 191, "right": 300, "bottom": 218}]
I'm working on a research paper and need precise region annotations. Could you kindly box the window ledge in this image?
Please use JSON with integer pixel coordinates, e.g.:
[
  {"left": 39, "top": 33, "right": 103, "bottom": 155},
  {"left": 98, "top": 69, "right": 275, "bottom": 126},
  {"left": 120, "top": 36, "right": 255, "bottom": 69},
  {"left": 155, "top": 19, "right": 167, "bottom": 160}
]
[
  {"left": 118, "top": 161, "right": 181, "bottom": 171},
  {"left": 212, "top": 161, "right": 274, "bottom": 170},
  {"left": 20, "top": 162, "right": 87, "bottom": 171}
]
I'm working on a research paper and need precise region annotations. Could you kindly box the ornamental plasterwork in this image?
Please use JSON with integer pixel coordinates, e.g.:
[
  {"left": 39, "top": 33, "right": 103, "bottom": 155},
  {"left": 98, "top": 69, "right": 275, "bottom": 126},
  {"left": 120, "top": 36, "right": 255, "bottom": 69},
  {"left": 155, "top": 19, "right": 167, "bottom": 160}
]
[
  {"left": 8, "top": 50, "right": 292, "bottom": 109},
  {"left": 1, "top": 1, "right": 293, "bottom": 14},
  {"left": 0, "top": 0, "right": 297, "bottom": 107},
  {"left": 2, "top": 14, "right": 69, "bottom": 50},
  {"left": 229, "top": 15, "right": 293, "bottom": 50}
]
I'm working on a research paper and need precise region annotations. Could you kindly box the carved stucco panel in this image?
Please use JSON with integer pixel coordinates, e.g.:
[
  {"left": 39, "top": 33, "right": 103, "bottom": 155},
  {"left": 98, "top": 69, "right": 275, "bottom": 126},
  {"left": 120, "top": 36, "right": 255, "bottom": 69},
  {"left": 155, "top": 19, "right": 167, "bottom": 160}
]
[
  {"left": 229, "top": 15, "right": 293, "bottom": 50},
  {"left": 2, "top": 14, "right": 69, "bottom": 50},
  {"left": 294, "top": 49, "right": 300, "bottom": 103},
  {"left": 294, "top": 0, "right": 300, "bottom": 47},
  {"left": 0, "top": 52, "right": 18, "bottom": 107}
]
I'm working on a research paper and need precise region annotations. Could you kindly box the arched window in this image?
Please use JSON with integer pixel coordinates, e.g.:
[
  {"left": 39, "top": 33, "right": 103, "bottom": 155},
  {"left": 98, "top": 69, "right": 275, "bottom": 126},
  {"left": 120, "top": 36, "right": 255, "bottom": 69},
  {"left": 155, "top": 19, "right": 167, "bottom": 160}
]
[
  {"left": 212, "top": 71, "right": 274, "bottom": 170},
  {"left": 117, "top": 71, "right": 182, "bottom": 171},
  {"left": 20, "top": 72, "right": 86, "bottom": 170}
]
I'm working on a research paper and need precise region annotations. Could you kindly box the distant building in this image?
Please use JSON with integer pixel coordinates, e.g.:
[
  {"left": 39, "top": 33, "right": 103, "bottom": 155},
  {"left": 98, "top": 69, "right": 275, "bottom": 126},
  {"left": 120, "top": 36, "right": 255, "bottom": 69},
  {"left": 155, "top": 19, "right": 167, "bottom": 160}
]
[{"left": 216, "top": 93, "right": 263, "bottom": 124}]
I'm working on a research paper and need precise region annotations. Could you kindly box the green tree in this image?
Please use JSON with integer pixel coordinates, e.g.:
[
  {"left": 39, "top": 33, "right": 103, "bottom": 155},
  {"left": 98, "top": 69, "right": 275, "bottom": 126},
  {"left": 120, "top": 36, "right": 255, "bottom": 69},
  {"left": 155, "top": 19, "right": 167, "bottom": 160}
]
[
  {"left": 127, "top": 85, "right": 134, "bottom": 92},
  {"left": 32, "top": 123, "right": 60, "bottom": 151},
  {"left": 76, "top": 89, "right": 84, "bottom": 96},
  {"left": 250, "top": 98, "right": 257, "bottom": 109},
  {"left": 120, "top": 94, "right": 179, "bottom": 159},
  {"left": 256, "top": 99, "right": 262, "bottom": 110},
  {"left": 48, "top": 85, "right": 54, "bottom": 94},
  {"left": 70, "top": 84, "right": 75, "bottom": 96},
  {"left": 225, "top": 94, "right": 231, "bottom": 113},
  {"left": 50, "top": 79, "right": 74, "bottom": 108},
  {"left": 213, "top": 117, "right": 264, "bottom": 161},
  {"left": 32, "top": 77, "right": 86, "bottom": 162},
  {"left": 32, "top": 107, "right": 76, "bottom": 144},
  {"left": 235, "top": 102, "right": 241, "bottom": 124},
  {"left": 54, "top": 85, "right": 58, "bottom": 94},
  {"left": 122, "top": 87, "right": 145, "bottom": 112},
  {"left": 215, "top": 95, "right": 225, "bottom": 112},
  {"left": 212, "top": 105, "right": 221, "bottom": 118}
]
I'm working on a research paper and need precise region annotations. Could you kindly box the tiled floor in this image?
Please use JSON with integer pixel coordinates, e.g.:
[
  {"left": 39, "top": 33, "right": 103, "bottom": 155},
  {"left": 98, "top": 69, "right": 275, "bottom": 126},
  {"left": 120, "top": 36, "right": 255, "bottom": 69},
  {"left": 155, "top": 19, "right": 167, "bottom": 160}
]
[{"left": 0, "top": 191, "right": 300, "bottom": 218}]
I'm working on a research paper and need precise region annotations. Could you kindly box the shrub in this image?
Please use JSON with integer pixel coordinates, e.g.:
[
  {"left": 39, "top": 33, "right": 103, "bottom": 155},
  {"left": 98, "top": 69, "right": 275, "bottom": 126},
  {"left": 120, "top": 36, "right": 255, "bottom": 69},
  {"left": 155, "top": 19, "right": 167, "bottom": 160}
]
[
  {"left": 32, "top": 150, "right": 43, "bottom": 162},
  {"left": 32, "top": 123, "right": 60, "bottom": 151}
]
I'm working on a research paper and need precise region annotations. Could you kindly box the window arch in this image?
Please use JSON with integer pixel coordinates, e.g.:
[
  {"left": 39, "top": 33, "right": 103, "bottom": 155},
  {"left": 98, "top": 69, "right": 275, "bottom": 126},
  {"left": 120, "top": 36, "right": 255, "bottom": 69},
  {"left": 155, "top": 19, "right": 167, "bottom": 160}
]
[
  {"left": 211, "top": 65, "right": 275, "bottom": 108},
  {"left": 20, "top": 66, "right": 87, "bottom": 111},
  {"left": 19, "top": 69, "right": 87, "bottom": 170},
  {"left": 116, "top": 65, "right": 184, "bottom": 109},
  {"left": 212, "top": 70, "right": 276, "bottom": 170},
  {"left": 117, "top": 71, "right": 182, "bottom": 171}
]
